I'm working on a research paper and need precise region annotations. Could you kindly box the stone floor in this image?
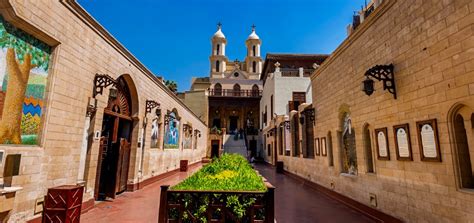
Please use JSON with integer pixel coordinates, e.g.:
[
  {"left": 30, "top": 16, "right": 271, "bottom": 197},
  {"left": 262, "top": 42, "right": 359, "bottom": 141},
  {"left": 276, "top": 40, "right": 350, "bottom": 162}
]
[
  {"left": 254, "top": 163, "right": 375, "bottom": 223},
  {"left": 81, "top": 163, "right": 375, "bottom": 223},
  {"left": 80, "top": 164, "right": 202, "bottom": 223}
]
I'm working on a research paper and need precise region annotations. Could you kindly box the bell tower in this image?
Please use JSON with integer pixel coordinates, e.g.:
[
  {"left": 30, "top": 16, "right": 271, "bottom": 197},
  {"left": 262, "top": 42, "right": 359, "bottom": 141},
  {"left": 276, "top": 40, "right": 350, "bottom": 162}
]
[
  {"left": 210, "top": 23, "right": 228, "bottom": 77},
  {"left": 245, "top": 24, "right": 262, "bottom": 77}
]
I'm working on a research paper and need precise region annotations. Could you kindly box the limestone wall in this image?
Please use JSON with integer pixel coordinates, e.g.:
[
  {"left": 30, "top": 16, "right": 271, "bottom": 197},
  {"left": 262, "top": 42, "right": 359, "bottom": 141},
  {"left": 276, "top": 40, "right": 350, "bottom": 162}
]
[
  {"left": 282, "top": 0, "right": 474, "bottom": 222},
  {"left": 0, "top": 1, "right": 207, "bottom": 222}
]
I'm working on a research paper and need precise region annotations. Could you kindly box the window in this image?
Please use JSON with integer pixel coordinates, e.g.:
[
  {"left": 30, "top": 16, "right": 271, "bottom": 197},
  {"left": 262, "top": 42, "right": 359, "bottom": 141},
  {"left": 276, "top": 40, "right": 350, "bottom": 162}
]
[
  {"left": 279, "top": 126, "right": 284, "bottom": 155},
  {"left": 252, "top": 61, "right": 257, "bottom": 73},
  {"left": 450, "top": 104, "right": 474, "bottom": 189},
  {"left": 363, "top": 124, "right": 374, "bottom": 173},
  {"left": 252, "top": 84, "right": 259, "bottom": 97},
  {"left": 267, "top": 144, "right": 271, "bottom": 157},
  {"left": 215, "top": 60, "right": 220, "bottom": 72},
  {"left": 270, "top": 95, "right": 274, "bottom": 118},
  {"left": 252, "top": 45, "right": 256, "bottom": 56},
  {"left": 233, "top": 72, "right": 239, "bottom": 77},
  {"left": 214, "top": 83, "right": 222, "bottom": 96},
  {"left": 264, "top": 106, "right": 267, "bottom": 125},
  {"left": 233, "top": 84, "right": 241, "bottom": 96},
  {"left": 216, "top": 44, "right": 220, "bottom": 55},
  {"left": 289, "top": 92, "right": 306, "bottom": 112}
]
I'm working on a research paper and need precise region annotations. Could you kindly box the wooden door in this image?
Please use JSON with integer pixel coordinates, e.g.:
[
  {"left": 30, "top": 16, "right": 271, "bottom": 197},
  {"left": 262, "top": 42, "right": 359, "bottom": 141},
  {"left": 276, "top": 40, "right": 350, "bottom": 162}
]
[
  {"left": 116, "top": 139, "right": 131, "bottom": 193},
  {"left": 94, "top": 137, "right": 107, "bottom": 200}
]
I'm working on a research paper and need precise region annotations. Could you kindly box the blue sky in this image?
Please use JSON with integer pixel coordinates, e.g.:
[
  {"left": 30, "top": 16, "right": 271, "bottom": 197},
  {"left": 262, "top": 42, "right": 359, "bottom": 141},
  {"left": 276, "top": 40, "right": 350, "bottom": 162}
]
[{"left": 78, "top": 0, "right": 367, "bottom": 91}]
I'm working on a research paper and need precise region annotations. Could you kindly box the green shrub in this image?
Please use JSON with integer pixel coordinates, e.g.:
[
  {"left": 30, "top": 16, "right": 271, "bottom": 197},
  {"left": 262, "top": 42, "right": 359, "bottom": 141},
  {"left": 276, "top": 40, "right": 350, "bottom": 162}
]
[{"left": 172, "top": 154, "right": 266, "bottom": 192}]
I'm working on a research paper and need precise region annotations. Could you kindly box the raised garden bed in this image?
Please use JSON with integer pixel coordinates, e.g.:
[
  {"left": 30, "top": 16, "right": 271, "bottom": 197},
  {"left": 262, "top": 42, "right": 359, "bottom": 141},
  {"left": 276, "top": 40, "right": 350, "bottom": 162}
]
[{"left": 159, "top": 154, "right": 274, "bottom": 223}]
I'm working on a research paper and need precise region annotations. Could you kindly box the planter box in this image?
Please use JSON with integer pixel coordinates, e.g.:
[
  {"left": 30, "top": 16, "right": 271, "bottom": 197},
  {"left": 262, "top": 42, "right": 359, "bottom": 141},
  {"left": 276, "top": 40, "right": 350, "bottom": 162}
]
[
  {"left": 43, "top": 185, "right": 83, "bottom": 223},
  {"left": 159, "top": 182, "right": 274, "bottom": 223}
]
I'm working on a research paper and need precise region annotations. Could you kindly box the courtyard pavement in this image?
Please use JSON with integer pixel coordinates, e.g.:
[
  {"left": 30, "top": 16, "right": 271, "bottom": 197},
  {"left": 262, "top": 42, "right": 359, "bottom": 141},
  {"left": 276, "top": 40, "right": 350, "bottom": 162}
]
[
  {"left": 254, "top": 163, "right": 375, "bottom": 223},
  {"left": 81, "top": 162, "right": 375, "bottom": 223}
]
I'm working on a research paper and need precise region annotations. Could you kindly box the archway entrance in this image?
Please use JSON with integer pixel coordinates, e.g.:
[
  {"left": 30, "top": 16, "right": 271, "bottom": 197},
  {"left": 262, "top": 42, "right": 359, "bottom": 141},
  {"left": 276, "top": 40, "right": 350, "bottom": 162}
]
[{"left": 95, "top": 77, "right": 134, "bottom": 200}]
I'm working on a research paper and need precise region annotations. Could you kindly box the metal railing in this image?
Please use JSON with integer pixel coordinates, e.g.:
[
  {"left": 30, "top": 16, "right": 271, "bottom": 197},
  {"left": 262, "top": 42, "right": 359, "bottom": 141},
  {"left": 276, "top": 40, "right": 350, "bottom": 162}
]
[{"left": 210, "top": 89, "right": 262, "bottom": 97}]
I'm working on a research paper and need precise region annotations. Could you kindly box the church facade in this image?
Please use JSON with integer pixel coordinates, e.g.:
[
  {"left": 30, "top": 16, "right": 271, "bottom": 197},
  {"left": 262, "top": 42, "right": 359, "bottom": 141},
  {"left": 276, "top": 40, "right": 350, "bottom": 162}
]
[{"left": 185, "top": 25, "right": 263, "bottom": 157}]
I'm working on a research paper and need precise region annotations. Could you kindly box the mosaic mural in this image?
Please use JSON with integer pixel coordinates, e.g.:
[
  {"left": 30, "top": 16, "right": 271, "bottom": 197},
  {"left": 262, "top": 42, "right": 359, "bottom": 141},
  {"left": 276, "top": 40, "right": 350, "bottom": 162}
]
[
  {"left": 164, "top": 111, "right": 180, "bottom": 149},
  {"left": 150, "top": 117, "right": 160, "bottom": 148},
  {"left": 0, "top": 17, "right": 51, "bottom": 145},
  {"left": 183, "top": 127, "right": 192, "bottom": 149}
]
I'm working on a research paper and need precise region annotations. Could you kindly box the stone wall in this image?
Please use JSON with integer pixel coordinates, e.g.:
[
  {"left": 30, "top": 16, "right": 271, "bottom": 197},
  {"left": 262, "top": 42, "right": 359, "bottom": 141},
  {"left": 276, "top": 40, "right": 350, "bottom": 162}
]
[
  {"left": 281, "top": 0, "right": 474, "bottom": 222},
  {"left": 0, "top": 1, "right": 207, "bottom": 222}
]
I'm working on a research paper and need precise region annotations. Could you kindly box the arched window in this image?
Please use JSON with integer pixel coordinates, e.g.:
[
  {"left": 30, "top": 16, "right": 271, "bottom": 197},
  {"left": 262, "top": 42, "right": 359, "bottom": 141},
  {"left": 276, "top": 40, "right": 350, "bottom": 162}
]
[
  {"left": 450, "top": 104, "right": 474, "bottom": 189},
  {"left": 340, "top": 112, "right": 357, "bottom": 175},
  {"left": 252, "top": 61, "right": 257, "bottom": 73},
  {"left": 214, "top": 83, "right": 222, "bottom": 96},
  {"left": 216, "top": 44, "right": 220, "bottom": 55},
  {"left": 252, "top": 84, "right": 259, "bottom": 97},
  {"left": 252, "top": 45, "right": 256, "bottom": 56},
  {"left": 363, "top": 124, "right": 374, "bottom": 173},
  {"left": 233, "top": 84, "right": 241, "bottom": 96},
  {"left": 215, "top": 60, "right": 220, "bottom": 72}
]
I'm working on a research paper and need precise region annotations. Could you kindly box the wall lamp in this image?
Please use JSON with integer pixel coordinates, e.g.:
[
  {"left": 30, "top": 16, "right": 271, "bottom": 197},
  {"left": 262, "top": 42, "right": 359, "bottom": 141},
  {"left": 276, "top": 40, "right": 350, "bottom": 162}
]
[
  {"left": 145, "top": 100, "right": 160, "bottom": 115},
  {"left": 362, "top": 64, "right": 396, "bottom": 99},
  {"left": 93, "top": 74, "right": 118, "bottom": 98}
]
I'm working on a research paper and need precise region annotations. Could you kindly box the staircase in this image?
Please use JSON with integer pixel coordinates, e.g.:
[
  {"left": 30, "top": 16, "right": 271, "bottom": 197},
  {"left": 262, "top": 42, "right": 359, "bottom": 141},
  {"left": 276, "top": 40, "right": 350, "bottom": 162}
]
[{"left": 223, "top": 134, "right": 248, "bottom": 158}]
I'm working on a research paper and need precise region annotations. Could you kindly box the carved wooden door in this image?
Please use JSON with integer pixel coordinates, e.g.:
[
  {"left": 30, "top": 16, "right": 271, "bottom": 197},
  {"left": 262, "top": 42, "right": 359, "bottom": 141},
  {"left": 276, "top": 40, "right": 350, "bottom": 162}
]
[
  {"left": 94, "top": 137, "right": 107, "bottom": 200},
  {"left": 116, "top": 138, "right": 131, "bottom": 193}
]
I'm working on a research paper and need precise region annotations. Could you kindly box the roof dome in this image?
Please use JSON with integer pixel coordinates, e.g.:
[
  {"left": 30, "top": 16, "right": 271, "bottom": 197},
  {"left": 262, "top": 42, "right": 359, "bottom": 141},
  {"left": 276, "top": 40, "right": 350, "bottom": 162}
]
[
  {"left": 247, "top": 26, "right": 260, "bottom": 40},
  {"left": 213, "top": 26, "right": 226, "bottom": 39}
]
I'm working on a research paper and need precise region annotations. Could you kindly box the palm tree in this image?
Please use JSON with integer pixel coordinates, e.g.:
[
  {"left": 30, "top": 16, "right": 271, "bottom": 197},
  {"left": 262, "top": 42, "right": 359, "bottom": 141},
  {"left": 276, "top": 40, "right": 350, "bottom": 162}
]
[{"left": 164, "top": 80, "right": 178, "bottom": 93}]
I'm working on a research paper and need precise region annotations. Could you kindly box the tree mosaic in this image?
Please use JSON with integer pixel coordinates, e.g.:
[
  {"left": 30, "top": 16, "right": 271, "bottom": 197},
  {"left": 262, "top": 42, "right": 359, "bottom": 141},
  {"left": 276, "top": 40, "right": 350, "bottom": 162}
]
[{"left": 0, "top": 17, "right": 51, "bottom": 145}]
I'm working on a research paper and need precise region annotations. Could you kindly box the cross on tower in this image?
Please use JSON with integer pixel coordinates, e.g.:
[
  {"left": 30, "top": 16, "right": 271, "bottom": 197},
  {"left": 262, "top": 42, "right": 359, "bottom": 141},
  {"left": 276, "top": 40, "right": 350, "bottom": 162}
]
[
  {"left": 251, "top": 24, "right": 256, "bottom": 31},
  {"left": 217, "top": 22, "right": 222, "bottom": 29}
]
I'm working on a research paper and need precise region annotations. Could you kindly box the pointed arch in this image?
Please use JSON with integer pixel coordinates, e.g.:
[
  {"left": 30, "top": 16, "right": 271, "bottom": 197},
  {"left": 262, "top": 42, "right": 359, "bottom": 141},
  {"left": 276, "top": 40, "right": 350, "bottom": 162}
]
[
  {"left": 252, "top": 61, "right": 257, "bottom": 73},
  {"left": 252, "top": 45, "right": 256, "bottom": 56},
  {"left": 214, "top": 83, "right": 222, "bottom": 96},
  {"left": 233, "top": 84, "right": 241, "bottom": 96},
  {"left": 363, "top": 123, "right": 375, "bottom": 173},
  {"left": 252, "top": 84, "right": 259, "bottom": 97},
  {"left": 215, "top": 60, "right": 220, "bottom": 72},
  {"left": 448, "top": 103, "right": 474, "bottom": 189}
]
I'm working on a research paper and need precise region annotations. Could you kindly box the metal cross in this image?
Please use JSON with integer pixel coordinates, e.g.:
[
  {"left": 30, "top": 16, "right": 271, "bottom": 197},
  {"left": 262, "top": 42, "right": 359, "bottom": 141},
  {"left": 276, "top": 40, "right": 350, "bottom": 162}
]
[
  {"left": 217, "top": 22, "right": 222, "bottom": 29},
  {"left": 251, "top": 24, "right": 256, "bottom": 31}
]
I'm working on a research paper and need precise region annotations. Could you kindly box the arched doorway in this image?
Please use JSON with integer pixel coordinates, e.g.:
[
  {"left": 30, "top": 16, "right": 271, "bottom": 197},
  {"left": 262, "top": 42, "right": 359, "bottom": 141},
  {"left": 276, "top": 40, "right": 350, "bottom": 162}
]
[{"left": 95, "top": 76, "right": 135, "bottom": 200}]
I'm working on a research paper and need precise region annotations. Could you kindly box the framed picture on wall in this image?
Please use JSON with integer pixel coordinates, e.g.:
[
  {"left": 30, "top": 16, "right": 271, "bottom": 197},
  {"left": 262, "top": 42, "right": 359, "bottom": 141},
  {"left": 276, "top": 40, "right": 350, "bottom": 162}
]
[
  {"left": 393, "top": 123, "right": 413, "bottom": 161},
  {"left": 375, "top": 128, "right": 390, "bottom": 160},
  {"left": 321, "top": 137, "right": 327, "bottom": 156},
  {"left": 315, "top": 138, "right": 320, "bottom": 156},
  {"left": 416, "top": 119, "right": 441, "bottom": 162}
]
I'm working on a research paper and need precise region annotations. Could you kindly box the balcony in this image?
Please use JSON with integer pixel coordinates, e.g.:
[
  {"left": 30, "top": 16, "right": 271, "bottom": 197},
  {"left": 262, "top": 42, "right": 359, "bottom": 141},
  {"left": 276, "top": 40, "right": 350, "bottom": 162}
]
[{"left": 209, "top": 89, "right": 262, "bottom": 98}]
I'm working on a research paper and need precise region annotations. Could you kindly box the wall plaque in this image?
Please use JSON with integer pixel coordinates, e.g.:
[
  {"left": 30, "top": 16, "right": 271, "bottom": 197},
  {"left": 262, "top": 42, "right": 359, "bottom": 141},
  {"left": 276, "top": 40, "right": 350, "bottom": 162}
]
[
  {"left": 416, "top": 119, "right": 441, "bottom": 162},
  {"left": 315, "top": 138, "right": 320, "bottom": 156},
  {"left": 321, "top": 137, "right": 327, "bottom": 156},
  {"left": 375, "top": 128, "right": 390, "bottom": 160},
  {"left": 393, "top": 124, "right": 412, "bottom": 161}
]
